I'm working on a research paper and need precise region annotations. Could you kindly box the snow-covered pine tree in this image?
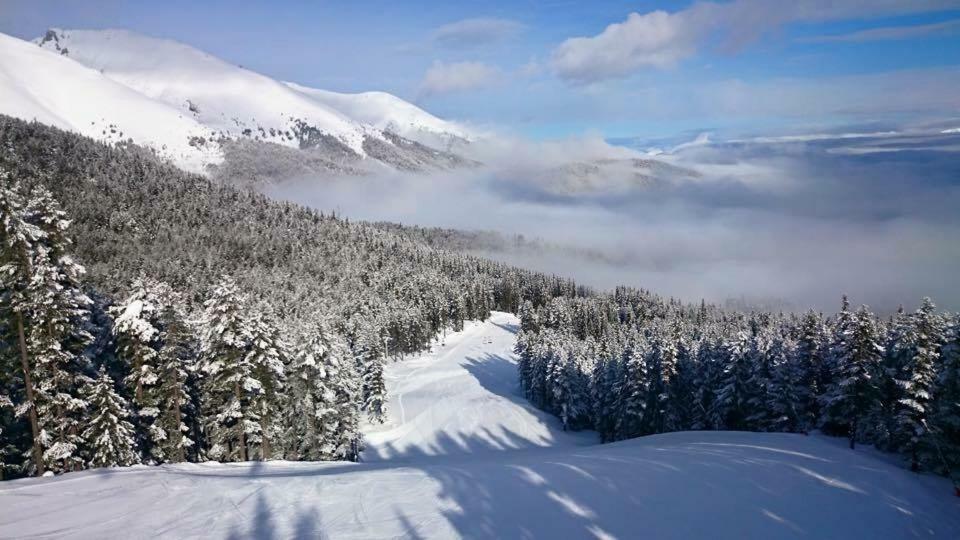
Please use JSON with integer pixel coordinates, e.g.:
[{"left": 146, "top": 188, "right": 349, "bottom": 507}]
[
  {"left": 554, "top": 344, "right": 591, "bottom": 431},
  {"left": 331, "top": 340, "right": 363, "bottom": 461},
  {"left": 745, "top": 326, "right": 775, "bottom": 431},
  {"left": 153, "top": 287, "right": 197, "bottom": 463},
  {"left": 356, "top": 322, "right": 387, "bottom": 423},
  {"left": 668, "top": 335, "right": 698, "bottom": 431},
  {"left": 590, "top": 338, "right": 622, "bottom": 443},
  {"left": 0, "top": 392, "right": 14, "bottom": 480},
  {"left": 929, "top": 316, "right": 960, "bottom": 493},
  {"left": 110, "top": 277, "right": 163, "bottom": 461},
  {"left": 82, "top": 368, "right": 138, "bottom": 468},
  {"left": 645, "top": 322, "right": 679, "bottom": 434},
  {"left": 894, "top": 298, "right": 945, "bottom": 470},
  {"left": 716, "top": 330, "right": 752, "bottom": 430},
  {"left": 243, "top": 311, "right": 287, "bottom": 460},
  {"left": 873, "top": 306, "right": 912, "bottom": 450},
  {"left": 615, "top": 334, "right": 649, "bottom": 439},
  {"left": 766, "top": 336, "right": 804, "bottom": 432},
  {"left": 821, "top": 304, "right": 884, "bottom": 449},
  {"left": 0, "top": 177, "right": 44, "bottom": 475},
  {"left": 795, "top": 311, "right": 828, "bottom": 431},
  {"left": 199, "top": 275, "right": 255, "bottom": 462},
  {"left": 1, "top": 181, "right": 93, "bottom": 474},
  {"left": 692, "top": 334, "right": 724, "bottom": 430}
]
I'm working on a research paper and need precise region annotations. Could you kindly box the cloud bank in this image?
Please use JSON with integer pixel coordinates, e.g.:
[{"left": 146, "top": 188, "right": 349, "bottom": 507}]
[
  {"left": 552, "top": 0, "right": 960, "bottom": 83},
  {"left": 267, "top": 127, "right": 960, "bottom": 313}
]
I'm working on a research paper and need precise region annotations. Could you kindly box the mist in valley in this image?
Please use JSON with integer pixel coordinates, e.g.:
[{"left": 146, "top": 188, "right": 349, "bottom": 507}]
[{"left": 267, "top": 128, "right": 960, "bottom": 313}]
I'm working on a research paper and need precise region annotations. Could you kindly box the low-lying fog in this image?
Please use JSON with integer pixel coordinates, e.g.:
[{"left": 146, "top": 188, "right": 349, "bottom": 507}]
[{"left": 268, "top": 126, "right": 960, "bottom": 313}]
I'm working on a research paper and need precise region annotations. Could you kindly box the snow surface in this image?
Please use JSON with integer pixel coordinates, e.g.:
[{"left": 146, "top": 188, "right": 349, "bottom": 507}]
[
  {"left": 0, "top": 32, "right": 221, "bottom": 175},
  {"left": 0, "top": 28, "right": 474, "bottom": 175},
  {"left": 1, "top": 312, "right": 958, "bottom": 539},
  {"left": 362, "top": 313, "right": 596, "bottom": 461},
  {"left": 285, "top": 82, "right": 471, "bottom": 144},
  {"left": 34, "top": 28, "right": 374, "bottom": 156}
]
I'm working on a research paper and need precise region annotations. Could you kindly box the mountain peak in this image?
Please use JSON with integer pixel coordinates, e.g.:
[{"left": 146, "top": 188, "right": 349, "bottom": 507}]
[{"left": 0, "top": 28, "right": 474, "bottom": 176}]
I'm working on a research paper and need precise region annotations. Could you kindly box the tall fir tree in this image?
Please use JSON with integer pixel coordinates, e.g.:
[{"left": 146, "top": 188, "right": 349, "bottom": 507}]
[
  {"left": 82, "top": 368, "right": 138, "bottom": 468},
  {"left": 1, "top": 181, "right": 93, "bottom": 474},
  {"left": 110, "top": 277, "right": 163, "bottom": 461},
  {"left": 199, "top": 276, "right": 256, "bottom": 462},
  {"left": 243, "top": 311, "right": 287, "bottom": 460},
  {"left": 821, "top": 305, "right": 884, "bottom": 449},
  {"left": 929, "top": 317, "right": 960, "bottom": 494},
  {"left": 154, "top": 288, "right": 197, "bottom": 463},
  {"left": 894, "top": 298, "right": 944, "bottom": 470}
]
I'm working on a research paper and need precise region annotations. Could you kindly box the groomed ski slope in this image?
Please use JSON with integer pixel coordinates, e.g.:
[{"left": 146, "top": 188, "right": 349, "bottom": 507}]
[{"left": 1, "top": 312, "right": 958, "bottom": 539}]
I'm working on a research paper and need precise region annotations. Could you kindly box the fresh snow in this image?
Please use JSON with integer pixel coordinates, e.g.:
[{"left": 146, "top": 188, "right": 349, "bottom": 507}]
[
  {"left": 0, "top": 32, "right": 221, "bottom": 174},
  {"left": 362, "top": 312, "right": 596, "bottom": 461},
  {"left": 1, "top": 312, "right": 958, "bottom": 539},
  {"left": 35, "top": 28, "right": 374, "bottom": 156},
  {"left": 0, "top": 28, "right": 475, "bottom": 175},
  {"left": 285, "top": 82, "right": 471, "bottom": 144}
]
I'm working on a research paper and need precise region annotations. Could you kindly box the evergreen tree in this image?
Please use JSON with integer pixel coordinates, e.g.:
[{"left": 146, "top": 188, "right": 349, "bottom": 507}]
[
  {"left": 110, "top": 277, "right": 163, "bottom": 460},
  {"left": 199, "top": 276, "right": 256, "bottom": 462},
  {"left": 894, "top": 298, "right": 945, "bottom": 470},
  {"left": 243, "top": 311, "right": 287, "bottom": 460},
  {"left": 929, "top": 318, "right": 960, "bottom": 493},
  {"left": 0, "top": 177, "right": 44, "bottom": 474},
  {"left": 153, "top": 292, "right": 197, "bottom": 463},
  {"left": 766, "top": 336, "right": 804, "bottom": 432},
  {"left": 745, "top": 327, "right": 775, "bottom": 431},
  {"left": 795, "top": 311, "right": 828, "bottom": 430},
  {"left": 616, "top": 337, "right": 649, "bottom": 439},
  {"left": 716, "top": 330, "right": 752, "bottom": 430},
  {"left": 821, "top": 305, "right": 884, "bottom": 449},
  {"left": 1, "top": 181, "right": 93, "bottom": 474},
  {"left": 82, "top": 368, "right": 138, "bottom": 468},
  {"left": 356, "top": 322, "right": 387, "bottom": 423}
]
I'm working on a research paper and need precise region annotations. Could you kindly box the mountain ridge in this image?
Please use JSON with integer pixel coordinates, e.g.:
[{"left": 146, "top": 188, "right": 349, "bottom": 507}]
[{"left": 1, "top": 28, "right": 472, "bottom": 176}]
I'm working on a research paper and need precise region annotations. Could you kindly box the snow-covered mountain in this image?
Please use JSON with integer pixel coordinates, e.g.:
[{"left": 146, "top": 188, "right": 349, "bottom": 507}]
[
  {"left": 1, "top": 28, "right": 472, "bottom": 176},
  {"left": 0, "top": 32, "right": 220, "bottom": 174},
  {"left": 285, "top": 82, "right": 472, "bottom": 146}
]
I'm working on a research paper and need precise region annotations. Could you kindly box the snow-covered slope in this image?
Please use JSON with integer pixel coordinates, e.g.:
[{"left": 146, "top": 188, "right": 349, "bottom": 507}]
[
  {"left": 0, "top": 28, "right": 474, "bottom": 176},
  {"left": 35, "top": 28, "right": 375, "bottom": 155},
  {"left": 286, "top": 82, "right": 472, "bottom": 144},
  {"left": 0, "top": 32, "right": 220, "bottom": 174},
  {"left": 1, "top": 313, "right": 957, "bottom": 539},
  {"left": 362, "top": 312, "right": 596, "bottom": 461}
]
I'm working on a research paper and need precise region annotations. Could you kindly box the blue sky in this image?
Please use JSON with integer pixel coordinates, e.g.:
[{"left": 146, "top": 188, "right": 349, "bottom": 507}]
[{"left": 3, "top": 0, "right": 960, "bottom": 141}]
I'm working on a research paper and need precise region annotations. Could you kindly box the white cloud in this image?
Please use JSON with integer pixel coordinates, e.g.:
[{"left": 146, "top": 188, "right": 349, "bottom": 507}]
[
  {"left": 800, "top": 18, "right": 960, "bottom": 43},
  {"left": 418, "top": 61, "right": 501, "bottom": 97},
  {"left": 432, "top": 17, "right": 525, "bottom": 49},
  {"left": 551, "top": 0, "right": 960, "bottom": 83}
]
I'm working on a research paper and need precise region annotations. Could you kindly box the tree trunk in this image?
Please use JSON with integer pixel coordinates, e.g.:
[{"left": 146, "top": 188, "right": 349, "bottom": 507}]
[
  {"left": 16, "top": 312, "right": 44, "bottom": 476},
  {"left": 234, "top": 381, "right": 247, "bottom": 462},
  {"left": 134, "top": 358, "right": 143, "bottom": 404},
  {"left": 259, "top": 400, "right": 270, "bottom": 461},
  {"left": 171, "top": 370, "right": 185, "bottom": 463}
]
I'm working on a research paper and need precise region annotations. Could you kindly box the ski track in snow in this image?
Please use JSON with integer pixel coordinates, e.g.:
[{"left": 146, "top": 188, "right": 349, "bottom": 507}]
[{"left": 1, "top": 312, "right": 959, "bottom": 539}]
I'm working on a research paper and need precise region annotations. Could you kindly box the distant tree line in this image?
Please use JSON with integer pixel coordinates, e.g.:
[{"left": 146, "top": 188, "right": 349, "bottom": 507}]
[{"left": 515, "top": 291, "right": 960, "bottom": 492}]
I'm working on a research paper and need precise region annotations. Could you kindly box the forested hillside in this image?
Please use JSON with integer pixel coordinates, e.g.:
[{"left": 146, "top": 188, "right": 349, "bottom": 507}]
[{"left": 0, "top": 116, "right": 597, "bottom": 479}]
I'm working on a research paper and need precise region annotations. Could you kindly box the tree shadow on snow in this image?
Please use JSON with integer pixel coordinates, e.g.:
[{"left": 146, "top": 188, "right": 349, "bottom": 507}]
[{"left": 390, "top": 429, "right": 960, "bottom": 539}]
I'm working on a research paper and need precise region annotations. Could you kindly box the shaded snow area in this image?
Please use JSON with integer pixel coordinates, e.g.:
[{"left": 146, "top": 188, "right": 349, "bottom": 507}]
[{"left": 1, "top": 313, "right": 958, "bottom": 539}]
